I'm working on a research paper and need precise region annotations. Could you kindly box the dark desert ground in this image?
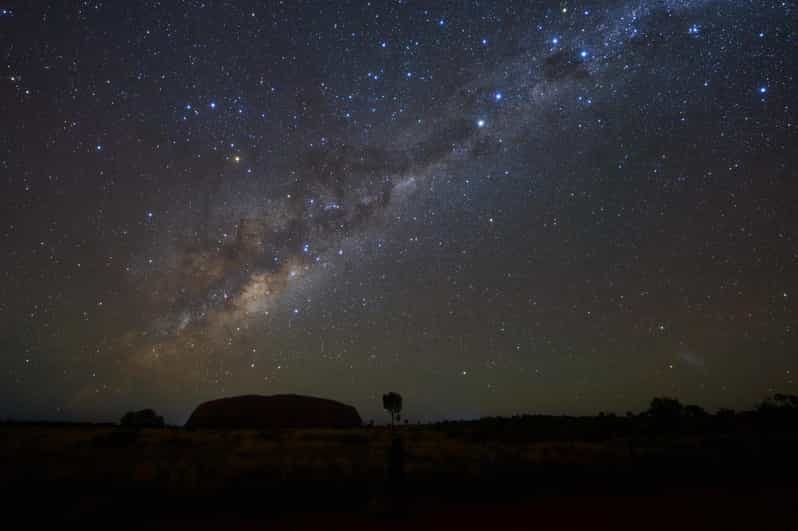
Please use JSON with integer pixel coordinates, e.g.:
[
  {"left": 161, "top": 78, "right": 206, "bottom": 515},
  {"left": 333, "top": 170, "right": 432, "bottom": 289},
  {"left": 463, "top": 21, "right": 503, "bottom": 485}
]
[{"left": 3, "top": 396, "right": 798, "bottom": 529}]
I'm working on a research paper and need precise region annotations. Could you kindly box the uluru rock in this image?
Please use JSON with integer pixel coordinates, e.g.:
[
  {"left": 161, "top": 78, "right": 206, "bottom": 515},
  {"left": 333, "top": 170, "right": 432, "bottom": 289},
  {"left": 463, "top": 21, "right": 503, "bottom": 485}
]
[{"left": 185, "top": 394, "right": 362, "bottom": 429}]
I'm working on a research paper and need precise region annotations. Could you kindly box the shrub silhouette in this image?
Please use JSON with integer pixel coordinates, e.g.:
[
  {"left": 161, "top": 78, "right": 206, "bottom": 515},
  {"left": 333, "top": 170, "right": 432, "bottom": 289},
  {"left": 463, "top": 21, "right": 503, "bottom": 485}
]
[
  {"left": 771, "top": 393, "right": 798, "bottom": 408},
  {"left": 382, "top": 392, "right": 402, "bottom": 428},
  {"left": 120, "top": 408, "right": 165, "bottom": 428},
  {"left": 648, "top": 397, "right": 683, "bottom": 417},
  {"left": 756, "top": 393, "right": 798, "bottom": 427},
  {"left": 646, "top": 397, "right": 684, "bottom": 432}
]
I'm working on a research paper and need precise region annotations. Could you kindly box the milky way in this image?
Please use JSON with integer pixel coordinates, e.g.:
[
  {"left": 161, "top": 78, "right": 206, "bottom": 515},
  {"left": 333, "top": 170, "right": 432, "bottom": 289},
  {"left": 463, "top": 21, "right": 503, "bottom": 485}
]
[{"left": 2, "top": 0, "right": 796, "bottom": 422}]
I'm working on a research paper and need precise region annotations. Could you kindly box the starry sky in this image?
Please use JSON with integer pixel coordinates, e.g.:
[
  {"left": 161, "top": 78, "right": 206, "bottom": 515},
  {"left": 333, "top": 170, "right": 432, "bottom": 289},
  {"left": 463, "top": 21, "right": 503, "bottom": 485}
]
[{"left": 1, "top": 0, "right": 796, "bottom": 424}]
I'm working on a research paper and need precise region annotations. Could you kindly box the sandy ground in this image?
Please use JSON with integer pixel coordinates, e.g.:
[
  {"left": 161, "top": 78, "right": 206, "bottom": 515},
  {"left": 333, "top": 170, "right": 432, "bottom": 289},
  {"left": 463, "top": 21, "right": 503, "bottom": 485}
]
[{"left": 146, "top": 489, "right": 797, "bottom": 530}]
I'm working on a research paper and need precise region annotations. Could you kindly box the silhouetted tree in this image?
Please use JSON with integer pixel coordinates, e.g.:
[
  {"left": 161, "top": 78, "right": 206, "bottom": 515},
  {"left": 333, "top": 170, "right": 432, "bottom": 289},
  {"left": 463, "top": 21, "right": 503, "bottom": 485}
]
[
  {"left": 648, "top": 397, "right": 683, "bottom": 418},
  {"left": 756, "top": 393, "right": 798, "bottom": 427},
  {"left": 773, "top": 393, "right": 798, "bottom": 408},
  {"left": 757, "top": 394, "right": 798, "bottom": 414},
  {"left": 383, "top": 392, "right": 402, "bottom": 428},
  {"left": 120, "top": 409, "right": 164, "bottom": 428},
  {"left": 647, "top": 397, "right": 684, "bottom": 432}
]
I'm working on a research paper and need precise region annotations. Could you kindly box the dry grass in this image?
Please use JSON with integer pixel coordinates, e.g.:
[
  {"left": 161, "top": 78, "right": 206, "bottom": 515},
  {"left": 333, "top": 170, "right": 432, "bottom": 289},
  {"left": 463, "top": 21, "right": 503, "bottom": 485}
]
[{"left": 0, "top": 423, "right": 775, "bottom": 490}]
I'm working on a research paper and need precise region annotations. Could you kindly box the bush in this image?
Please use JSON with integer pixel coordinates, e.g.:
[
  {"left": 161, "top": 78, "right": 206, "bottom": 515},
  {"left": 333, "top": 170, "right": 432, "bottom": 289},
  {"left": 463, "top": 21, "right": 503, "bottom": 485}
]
[{"left": 120, "top": 409, "right": 165, "bottom": 428}]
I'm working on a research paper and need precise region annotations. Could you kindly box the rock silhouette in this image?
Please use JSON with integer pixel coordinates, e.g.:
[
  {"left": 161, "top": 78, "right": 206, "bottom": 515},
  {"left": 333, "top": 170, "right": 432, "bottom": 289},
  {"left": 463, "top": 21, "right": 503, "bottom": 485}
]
[{"left": 185, "top": 394, "right": 362, "bottom": 429}]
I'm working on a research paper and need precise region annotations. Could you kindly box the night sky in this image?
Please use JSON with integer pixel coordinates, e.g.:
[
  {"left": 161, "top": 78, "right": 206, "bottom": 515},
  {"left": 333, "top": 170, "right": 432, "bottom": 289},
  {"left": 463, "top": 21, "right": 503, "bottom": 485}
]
[{"left": 1, "top": 1, "right": 796, "bottom": 424}]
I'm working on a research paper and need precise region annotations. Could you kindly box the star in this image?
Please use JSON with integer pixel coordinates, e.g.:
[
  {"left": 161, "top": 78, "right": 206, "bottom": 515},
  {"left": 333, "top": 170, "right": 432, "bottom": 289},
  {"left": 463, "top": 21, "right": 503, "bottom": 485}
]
[{"left": 2, "top": 0, "right": 794, "bottom": 427}]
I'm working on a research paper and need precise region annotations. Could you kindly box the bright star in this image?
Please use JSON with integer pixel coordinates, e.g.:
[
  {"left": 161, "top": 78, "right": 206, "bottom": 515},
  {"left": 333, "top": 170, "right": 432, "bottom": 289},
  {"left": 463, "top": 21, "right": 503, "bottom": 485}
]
[
  {"left": 494, "top": 92, "right": 503, "bottom": 101},
  {"left": 477, "top": 119, "right": 486, "bottom": 128}
]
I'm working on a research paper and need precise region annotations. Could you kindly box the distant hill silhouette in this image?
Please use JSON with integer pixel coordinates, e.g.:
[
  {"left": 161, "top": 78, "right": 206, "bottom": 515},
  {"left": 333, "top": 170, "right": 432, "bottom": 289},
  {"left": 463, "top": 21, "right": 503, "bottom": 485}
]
[{"left": 185, "top": 394, "right": 362, "bottom": 429}]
